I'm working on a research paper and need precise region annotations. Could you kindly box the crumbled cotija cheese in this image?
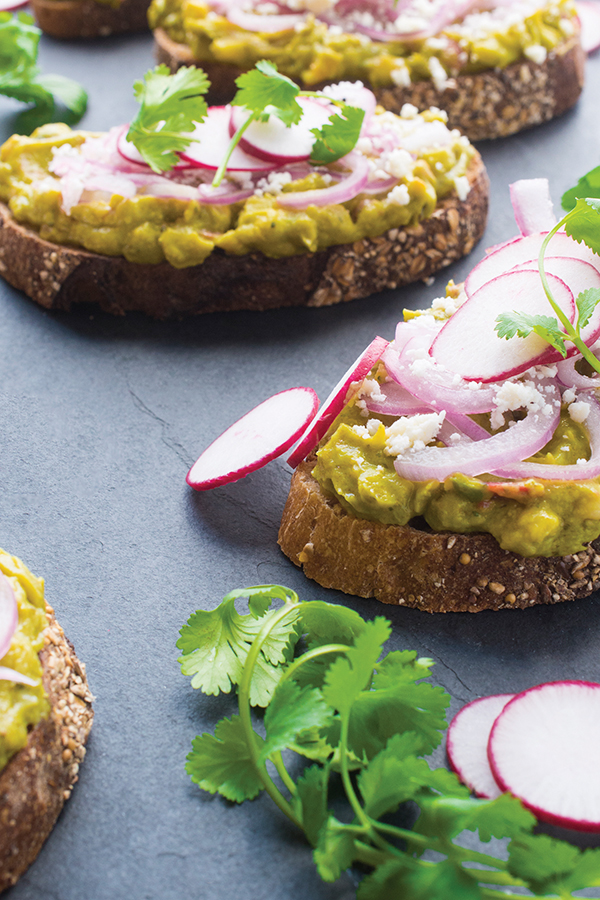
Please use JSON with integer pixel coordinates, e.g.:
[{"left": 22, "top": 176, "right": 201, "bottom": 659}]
[
  {"left": 453, "top": 175, "right": 470, "bottom": 201},
  {"left": 568, "top": 400, "right": 591, "bottom": 423},
  {"left": 387, "top": 184, "right": 411, "bottom": 205},
  {"left": 524, "top": 43, "right": 548, "bottom": 64},
  {"left": 491, "top": 380, "right": 548, "bottom": 430},
  {"left": 384, "top": 411, "right": 446, "bottom": 456}
]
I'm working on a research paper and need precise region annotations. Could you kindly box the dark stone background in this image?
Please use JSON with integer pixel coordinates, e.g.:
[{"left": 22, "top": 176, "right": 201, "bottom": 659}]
[{"left": 1, "top": 27, "right": 598, "bottom": 899}]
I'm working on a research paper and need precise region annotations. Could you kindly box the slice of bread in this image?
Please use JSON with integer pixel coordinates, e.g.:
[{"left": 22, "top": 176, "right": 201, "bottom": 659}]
[
  {"left": 0, "top": 604, "right": 93, "bottom": 891},
  {"left": 278, "top": 460, "right": 600, "bottom": 613},
  {"left": 0, "top": 152, "right": 487, "bottom": 318},
  {"left": 31, "top": 0, "right": 149, "bottom": 39},
  {"left": 154, "top": 28, "right": 584, "bottom": 141}
]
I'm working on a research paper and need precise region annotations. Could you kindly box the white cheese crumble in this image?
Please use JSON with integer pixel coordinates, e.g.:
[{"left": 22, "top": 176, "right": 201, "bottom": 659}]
[
  {"left": 384, "top": 148, "right": 414, "bottom": 179},
  {"left": 491, "top": 380, "right": 549, "bottom": 430},
  {"left": 387, "top": 184, "right": 411, "bottom": 206},
  {"left": 568, "top": 399, "right": 591, "bottom": 423},
  {"left": 355, "top": 378, "right": 385, "bottom": 415},
  {"left": 400, "top": 103, "right": 419, "bottom": 119},
  {"left": 524, "top": 44, "right": 548, "bottom": 65},
  {"left": 254, "top": 170, "right": 293, "bottom": 197},
  {"left": 428, "top": 56, "right": 454, "bottom": 92},
  {"left": 384, "top": 411, "right": 446, "bottom": 457},
  {"left": 453, "top": 175, "right": 470, "bottom": 201},
  {"left": 391, "top": 62, "right": 411, "bottom": 87}
]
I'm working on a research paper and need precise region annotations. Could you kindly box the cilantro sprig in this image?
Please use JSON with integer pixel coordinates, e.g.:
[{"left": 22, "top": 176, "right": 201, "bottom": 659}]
[
  {"left": 495, "top": 196, "right": 600, "bottom": 373},
  {"left": 212, "top": 60, "right": 364, "bottom": 187},
  {"left": 179, "top": 585, "right": 600, "bottom": 897},
  {"left": 0, "top": 13, "right": 87, "bottom": 134},
  {"left": 126, "top": 64, "right": 209, "bottom": 173}
]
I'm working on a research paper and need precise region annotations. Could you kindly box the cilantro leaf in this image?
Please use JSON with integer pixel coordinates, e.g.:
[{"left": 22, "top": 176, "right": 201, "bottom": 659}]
[
  {"left": 322, "top": 617, "right": 391, "bottom": 717},
  {"left": 310, "top": 104, "right": 365, "bottom": 165},
  {"left": 258, "top": 679, "right": 333, "bottom": 765},
  {"left": 233, "top": 59, "right": 301, "bottom": 126},
  {"left": 127, "top": 64, "right": 209, "bottom": 173},
  {"left": 294, "top": 764, "right": 329, "bottom": 847},
  {"left": 177, "top": 586, "right": 299, "bottom": 706},
  {"left": 292, "top": 601, "right": 367, "bottom": 689},
  {"left": 357, "top": 858, "right": 481, "bottom": 900},
  {"left": 186, "top": 714, "right": 265, "bottom": 803},
  {"left": 576, "top": 287, "right": 600, "bottom": 330},
  {"left": 562, "top": 165, "right": 600, "bottom": 211},
  {"left": 564, "top": 197, "right": 600, "bottom": 257},
  {"left": 313, "top": 816, "right": 356, "bottom": 882},
  {"left": 415, "top": 793, "right": 536, "bottom": 843},
  {"left": 495, "top": 311, "right": 567, "bottom": 356}
]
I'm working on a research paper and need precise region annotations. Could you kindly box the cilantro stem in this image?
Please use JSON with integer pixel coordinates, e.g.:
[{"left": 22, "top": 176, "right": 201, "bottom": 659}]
[
  {"left": 212, "top": 112, "right": 257, "bottom": 188},
  {"left": 237, "top": 601, "right": 302, "bottom": 829},
  {"left": 278, "top": 643, "right": 351, "bottom": 685},
  {"left": 271, "top": 751, "right": 297, "bottom": 796}
]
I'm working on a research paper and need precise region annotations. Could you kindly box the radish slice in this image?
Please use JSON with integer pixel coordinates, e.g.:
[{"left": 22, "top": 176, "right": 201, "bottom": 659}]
[
  {"left": 186, "top": 387, "right": 318, "bottom": 491},
  {"left": 430, "top": 270, "right": 575, "bottom": 382},
  {"left": 321, "top": 82, "right": 377, "bottom": 126},
  {"left": 0, "top": 666, "right": 37, "bottom": 687},
  {"left": 287, "top": 336, "right": 389, "bottom": 468},
  {"left": 231, "top": 98, "right": 333, "bottom": 165},
  {"left": 509, "top": 179, "right": 556, "bottom": 236},
  {"left": 489, "top": 681, "right": 600, "bottom": 832},
  {"left": 465, "top": 232, "right": 600, "bottom": 299},
  {"left": 179, "top": 107, "right": 277, "bottom": 172},
  {"left": 0, "top": 572, "right": 17, "bottom": 661},
  {"left": 577, "top": 0, "right": 600, "bottom": 53},
  {"left": 0, "top": 0, "right": 28, "bottom": 10},
  {"left": 116, "top": 127, "right": 194, "bottom": 172},
  {"left": 447, "top": 695, "right": 514, "bottom": 799}
]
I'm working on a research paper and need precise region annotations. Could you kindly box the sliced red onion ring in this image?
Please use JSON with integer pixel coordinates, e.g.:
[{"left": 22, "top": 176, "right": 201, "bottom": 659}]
[
  {"left": 556, "top": 352, "right": 600, "bottom": 391},
  {"left": 361, "top": 175, "right": 399, "bottom": 195},
  {"left": 197, "top": 183, "right": 254, "bottom": 205},
  {"left": 510, "top": 178, "right": 557, "bottom": 237},
  {"left": 366, "top": 380, "right": 434, "bottom": 416},
  {"left": 0, "top": 666, "right": 38, "bottom": 687},
  {"left": 226, "top": 7, "right": 304, "bottom": 30},
  {"left": 393, "top": 381, "right": 560, "bottom": 482},
  {"left": 493, "top": 395, "right": 600, "bottom": 481},
  {"left": 0, "top": 572, "right": 17, "bottom": 661},
  {"left": 276, "top": 151, "right": 369, "bottom": 208}
]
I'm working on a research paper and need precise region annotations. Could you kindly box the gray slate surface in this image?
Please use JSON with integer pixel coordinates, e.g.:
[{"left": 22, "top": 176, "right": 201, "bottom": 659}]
[{"left": 0, "top": 28, "right": 598, "bottom": 899}]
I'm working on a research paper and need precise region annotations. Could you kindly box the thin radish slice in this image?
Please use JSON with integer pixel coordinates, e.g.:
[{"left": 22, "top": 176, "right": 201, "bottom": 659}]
[
  {"left": 577, "top": 0, "right": 600, "bottom": 53},
  {"left": 116, "top": 126, "right": 194, "bottom": 172},
  {"left": 465, "top": 232, "right": 600, "bottom": 299},
  {"left": 0, "top": 666, "right": 37, "bottom": 687},
  {"left": 489, "top": 681, "right": 600, "bottom": 832},
  {"left": 187, "top": 387, "right": 318, "bottom": 491},
  {"left": 231, "top": 98, "right": 333, "bottom": 165},
  {"left": 0, "top": 0, "right": 28, "bottom": 10},
  {"left": 509, "top": 179, "right": 556, "bottom": 236},
  {"left": 320, "top": 82, "right": 377, "bottom": 126},
  {"left": 287, "top": 336, "right": 389, "bottom": 468},
  {"left": 430, "top": 270, "right": 575, "bottom": 382},
  {"left": 0, "top": 572, "right": 17, "bottom": 661},
  {"left": 179, "top": 107, "right": 277, "bottom": 172},
  {"left": 447, "top": 695, "right": 514, "bottom": 799}
]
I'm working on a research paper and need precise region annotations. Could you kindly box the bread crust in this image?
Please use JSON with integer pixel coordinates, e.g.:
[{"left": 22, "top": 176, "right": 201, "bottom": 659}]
[
  {"left": 154, "top": 27, "right": 584, "bottom": 140},
  {"left": 31, "top": 0, "right": 149, "bottom": 39},
  {"left": 278, "top": 461, "right": 600, "bottom": 613},
  {"left": 0, "top": 152, "right": 487, "bottom": 318},
  {"left": 0, "top": 605, "right": 94, "bottom": 891}
]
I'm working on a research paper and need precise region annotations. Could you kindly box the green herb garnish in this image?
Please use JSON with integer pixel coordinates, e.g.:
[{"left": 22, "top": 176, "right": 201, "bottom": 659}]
[
  {"left": 562, "top": 166, "right": 600, "bottom": 212},
  {"left": 179, "top": 585, "right": 600, "bottom": 897},
  {"left": 126, "top": 64, "right": 209, "bottom": 173},
  {"left": 0, "top": 13, "right": 87, "bottom": 134},
  {"left": 495, "top": 196, "right": 600, "bottom": 373}
]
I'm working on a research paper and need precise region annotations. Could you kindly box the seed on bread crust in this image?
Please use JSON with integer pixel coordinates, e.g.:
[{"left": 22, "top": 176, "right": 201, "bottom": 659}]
[
  {"left": 30, "top": 0, "right": 149, "bottom": 39},
  {"left": 0, "top": 153, "right": 487, "bottom": 318},
  {"left": 277, "top": 461, "right": 600, "bottom": 613},
  {"left": 0, "top": 604, "right": 93, "bottom": 891},
  {"left": 154, "top": 28, "right": 584, "bottom": 141}
]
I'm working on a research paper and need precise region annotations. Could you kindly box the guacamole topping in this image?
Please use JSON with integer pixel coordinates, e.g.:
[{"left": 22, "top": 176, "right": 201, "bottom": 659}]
[
  {"left": 0, "top": 551, "right": 49, "bottom": 772},
  {"left": 0, "top": 106, "right": 472, "bottom": 267},
  {"left": 149, "top": 0, "right": 577, "bottom": 89}
]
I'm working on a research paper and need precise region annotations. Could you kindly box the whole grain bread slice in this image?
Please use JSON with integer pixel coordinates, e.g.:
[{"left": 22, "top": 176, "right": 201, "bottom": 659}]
[
  {"left": 0, "top": 152, "right": 487, "bottom": 318},
  {"left": 278, "top": 460, "right": 600, "bottom": 613},
  {"left": 0, "top": 605, "right": 93, "bottom": 891},
  {"left": 154, "top": 28, "right": 584, "bottom": 141},
  {"left": 31, "top": 0, "right": 149, "bottom": 39}
]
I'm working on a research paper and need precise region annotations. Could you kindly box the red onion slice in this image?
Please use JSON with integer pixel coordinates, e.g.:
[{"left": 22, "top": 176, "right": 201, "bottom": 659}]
[
  {"left": 0, "top": 572, "right": 17, "bottom": 661},
  {"left": 197, "top": 183, "right": 254, "bottom": 205},
  {"left": 0, "top": 666, "right": 38, "bottom": 687},
  {"left": 365, "top": 380, "right": 434, "bottom": 416},
  {"left": 276, "top": 151, "right": 369, "bottom": 208},
  {"left": 510, "top": 178, "right": 557, "bottom": 237},
  {"left": 393, "top": 381, "right": 560, "bottom": 482},
  {"left": 226, "top": 7, "right": 304, "bottom": 30},
  {"left": 493, "top": 395, "right": 600, "bottom": 481},
  {"left": 556, "top": 350, "right": 600, "bottom": 391}
]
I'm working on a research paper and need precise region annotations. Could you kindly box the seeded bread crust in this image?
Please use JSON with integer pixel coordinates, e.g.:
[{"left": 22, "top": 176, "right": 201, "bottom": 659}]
[
  {"left": 30, "top": 0, "right": 149, "bottom": 39},
  {"left": 0, "top": 152, "right": 487, "bottom": 318},
  {"left": 0, "top": 604, "right": 94, "bottom": 892},
  {"left": 278, "top": 460, "right": 600, "bottom": 613},
  {"left": 154, "top": 27, "right": 584, "bottom": 141}
]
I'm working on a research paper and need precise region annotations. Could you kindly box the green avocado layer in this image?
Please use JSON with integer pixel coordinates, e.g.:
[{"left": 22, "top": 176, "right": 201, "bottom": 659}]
[
  {"left": 314, "top": 404, "right": 600, "bottom": 558},
  {"left": 149, "top": 0, "right": 576, "bottom": 89},
  {"left": 0, "top": 120, "right": 472, "bottom": 268},
  {"left": 0, "top": 551, "right": 49, "bottom": 773}
]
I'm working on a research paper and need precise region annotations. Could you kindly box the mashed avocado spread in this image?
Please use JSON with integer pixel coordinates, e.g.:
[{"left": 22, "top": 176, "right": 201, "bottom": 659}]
[
  {"left": 149, "top": 0, "right": 576, "bottom": 89},
  {"left": 0, "top": 551, "right": 49, "bottom": 772},
  {"left": 0, "top": 120, "right": 471, "bottom": 267},
  {"left": 314, "top": 398, "right": 600, "bottom": 559}
]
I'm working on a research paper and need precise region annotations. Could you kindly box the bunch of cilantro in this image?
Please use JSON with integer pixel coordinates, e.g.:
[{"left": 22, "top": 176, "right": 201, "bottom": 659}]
[
  {"left": 179, "top": 585, "right": 600, "bottom": 898},
  {"left": 0, "top": 13, "right": 87, "bottom": 133},
  {"left": 128, "top": 60, "right": 363, "bottom": 179}
]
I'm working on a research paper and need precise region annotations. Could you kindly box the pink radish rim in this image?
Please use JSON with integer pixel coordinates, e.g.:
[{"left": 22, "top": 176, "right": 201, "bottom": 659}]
[{"left": 447, "top": 694, "right": 514, "bottom": 799}]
